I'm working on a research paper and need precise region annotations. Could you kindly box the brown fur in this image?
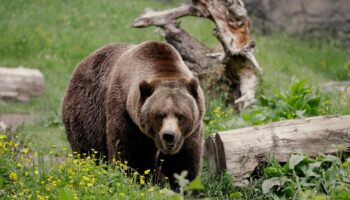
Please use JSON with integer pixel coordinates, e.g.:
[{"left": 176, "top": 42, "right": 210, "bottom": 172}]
[{"left": 62, "top": 41, "right": 205, "bottom": 188}]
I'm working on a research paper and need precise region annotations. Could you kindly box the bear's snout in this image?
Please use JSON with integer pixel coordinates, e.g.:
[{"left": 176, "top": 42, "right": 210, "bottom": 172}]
[
  {"left": 158, "top": 116, "right": 183, "bottom": 154},
  {"left": 162, "top": 131, "right": 175, "bottom": 143}
]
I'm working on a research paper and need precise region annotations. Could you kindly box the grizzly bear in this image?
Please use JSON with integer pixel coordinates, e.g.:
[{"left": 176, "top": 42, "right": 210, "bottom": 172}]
[{"left": 62, "top": 41, "right": 205, "bottom": 188}]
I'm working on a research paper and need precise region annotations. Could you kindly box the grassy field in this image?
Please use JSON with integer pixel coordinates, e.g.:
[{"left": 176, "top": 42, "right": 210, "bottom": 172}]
[{"left": 1, "top": 0, "right": 350, "bottom": 199}]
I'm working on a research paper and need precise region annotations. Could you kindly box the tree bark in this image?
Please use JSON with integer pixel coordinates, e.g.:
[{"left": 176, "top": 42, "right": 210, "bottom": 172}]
[
  {"left": 0, "top": 67, "right": 45, "bottom": 102},
  {"left": 204, "top": 115, "right": 350, "bottom": 185},
  {"left": 133, "top": 0, "right": 261, "bottom": 110}
]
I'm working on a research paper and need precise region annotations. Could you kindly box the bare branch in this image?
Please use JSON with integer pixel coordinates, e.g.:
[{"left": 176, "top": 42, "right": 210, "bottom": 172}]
[{"left": 133, "top": 4, "right": 205, "bottom": 28}]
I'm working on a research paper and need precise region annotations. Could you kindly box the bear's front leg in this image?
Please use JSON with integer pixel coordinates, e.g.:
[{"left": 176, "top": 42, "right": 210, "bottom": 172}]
[
  {"left": 107, "top": 111, "right": 158, "bottom": 173},
  {"left": 159, "top": 125, "right": 203, "bottom": 189},
  {"left": 106, "top": 117, "right": 124, "bottom": 163}
]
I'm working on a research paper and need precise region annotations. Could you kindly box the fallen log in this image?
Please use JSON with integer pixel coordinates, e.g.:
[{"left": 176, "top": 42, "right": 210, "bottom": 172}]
[
  {"left": 0, "top": 67, "right": 45, "bottom": 101},
  {"left": 205, "top": 115, "right": 350, "bottom": 185}
]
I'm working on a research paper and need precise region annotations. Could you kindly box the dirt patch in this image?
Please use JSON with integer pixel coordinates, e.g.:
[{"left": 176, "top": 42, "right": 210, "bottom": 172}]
[
  {"left": 323, "top": 81, "right": 350, "bottom": 96},
  {"left": 0, "top": 113, "right": 37, "bottom": 129}
]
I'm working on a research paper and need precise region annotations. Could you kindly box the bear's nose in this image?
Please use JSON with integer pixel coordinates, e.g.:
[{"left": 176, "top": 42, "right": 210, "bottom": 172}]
[{"left": 162, "top": 131, "right": 175, "bottom": 143}]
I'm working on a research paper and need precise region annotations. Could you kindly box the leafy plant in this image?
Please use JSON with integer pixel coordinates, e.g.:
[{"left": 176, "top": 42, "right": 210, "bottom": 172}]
[
  {"left": 243, "top": 78, "right": 329, "bottom": 125},
  {"left": 261, "top": 154, "right": 350, "bottom": 199}
]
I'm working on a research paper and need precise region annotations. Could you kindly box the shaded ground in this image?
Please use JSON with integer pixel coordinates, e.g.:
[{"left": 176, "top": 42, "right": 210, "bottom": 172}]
[{"left": 0, "top": 113, "right": 37, "bottom": 129}]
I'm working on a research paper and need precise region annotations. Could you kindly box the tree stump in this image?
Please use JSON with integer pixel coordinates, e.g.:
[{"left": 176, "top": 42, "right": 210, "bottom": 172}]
[
  {"left": 0, "top": 67, "right": 45, "bottom": 101},
  {"left": 133, "top": 0, "right": 261, "bottom": 111},
  {"left": 205, "top": 115, "right": 350, "bottom": 185}
]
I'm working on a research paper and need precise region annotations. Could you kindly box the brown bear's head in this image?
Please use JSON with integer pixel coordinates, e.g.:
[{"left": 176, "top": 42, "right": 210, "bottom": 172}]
[{"left": 139, "top": 78, "right": 202, "bottom": 155}]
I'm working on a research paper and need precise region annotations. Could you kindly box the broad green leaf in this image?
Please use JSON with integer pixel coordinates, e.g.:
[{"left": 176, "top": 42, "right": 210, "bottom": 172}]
[
  {"left": 187, "top": 177, "right": 204, "bottom": 190},
  {"left": 342, "top": 161, "right": 350, "bottom": 168},
  {"left": 282, "top": 163, "right": 290, "bottom": 173},
  {"left": 283, "top": 184, "right": 295, "bottom": 198},
  {"left": 305, "top": 161, "right": 322, "bottom": 178},
  {"left": 262, "top": 177, "right": 285, "bottom": 194},
  {"left": 264, "top": 166, "right": 282, "bottom": 177},
  {"left": 322, "top": 155, "right": 341, "bottom": 164},
  {"left": 59, "top": 186, "right": 74, "bottom": 200},
  {"left": 229, "top": 192, "right": 242, "bottom": 199},
  {"left": 289, "top": 154, "right": 305, "bottom": 170}
]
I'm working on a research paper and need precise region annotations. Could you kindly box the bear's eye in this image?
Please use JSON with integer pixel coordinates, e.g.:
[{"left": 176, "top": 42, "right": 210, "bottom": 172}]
[
  {"left": 155, "top": 113, "right": 165, "bottom": 120},
  {"left": 176, "top": 114, "right": 185, "bottom": 123}
]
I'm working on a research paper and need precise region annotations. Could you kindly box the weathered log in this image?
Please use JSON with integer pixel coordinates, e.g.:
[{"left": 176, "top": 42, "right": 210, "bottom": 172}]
[
  {"left": 0, "top": 67, "right": 45, "bottom": 101},
  {"left": 133, "top": 0, "right": 261, "bottom": 110},
  {"left": 204, "top": 115, "right": 350, "bottom": 185}
]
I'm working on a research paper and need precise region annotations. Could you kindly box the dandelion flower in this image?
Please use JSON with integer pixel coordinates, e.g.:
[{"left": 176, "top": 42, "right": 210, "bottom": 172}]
[
  {"left": 9, "top": 172, "right": 17, "bottom": 181},
  {"left": 140, "top": 175, "right": 145, "bottom": 185},
  {"left": 23, "top": 148, "right": 29, "bottom": 154},
  {"left": 144, "top": 169, "right": 151, "bottom": 175}
]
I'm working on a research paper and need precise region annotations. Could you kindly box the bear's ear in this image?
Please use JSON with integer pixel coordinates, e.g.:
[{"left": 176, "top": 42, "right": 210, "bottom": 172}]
[
  {"left": 139, "top": 80, "right": 154, "bottom": 100},
  {"left": 187, "top": 78, "right": 199, "bottom": 98}
]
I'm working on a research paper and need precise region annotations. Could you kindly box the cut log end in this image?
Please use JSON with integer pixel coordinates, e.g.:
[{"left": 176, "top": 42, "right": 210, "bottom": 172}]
[
  {"left": 0, "top": 67, "right": 45, "bottom": 102},
  {"left": 205, "top": 134, "right": 227, "bottom": 174}
]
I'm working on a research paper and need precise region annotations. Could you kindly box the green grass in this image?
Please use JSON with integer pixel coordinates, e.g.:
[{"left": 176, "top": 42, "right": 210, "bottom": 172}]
[
  {"left": 1, "top": 0, "right": 350, "bottom": 199},
  {"left": 0, "top": 134, "right": 181, "bottom": 200}
]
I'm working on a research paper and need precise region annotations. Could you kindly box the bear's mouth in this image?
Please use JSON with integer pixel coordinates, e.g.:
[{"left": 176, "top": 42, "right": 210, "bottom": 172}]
[
  {"left": 160, "top": 138, "right": 184, "bottom": 155},
  {"left": 164, "top": 144, "right": 174, "bottom": 150},
  {"left": 163, "top": 143, "right": 175, "bottom": 151}
]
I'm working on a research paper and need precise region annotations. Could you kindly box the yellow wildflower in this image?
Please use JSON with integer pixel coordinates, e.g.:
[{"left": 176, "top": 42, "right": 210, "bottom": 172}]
[
  {"left": 140, "top": 175, "right": 145, "bottom": 185},
  {"left": 82, "top": 176, "right": 89, "bottom": 181},
  {"left": 149, "top": 187, "right": 155, "bottom": 192},
  {"left": 23, "top": 148, "right": 29, "bottom": 154},
  {"left": 122, "top": 164, "right": 128, "bottom": 171},
  {"left": 144, "top": 169, "right": 151, "bottom": 175},
  {"left": 0, "top": 134, "right": 7, "bottom": 140},
  {"left": 9, "top": 172, "right": 17, "bottom": 181}
]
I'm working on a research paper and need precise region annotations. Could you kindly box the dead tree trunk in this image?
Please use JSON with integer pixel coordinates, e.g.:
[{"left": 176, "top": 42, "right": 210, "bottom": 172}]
[
  {"left": 204, "top": 115, "right": 350, "bottom": 185},
  {"left": 0, "top": 67, "right": 45, "bottom": 102},
  {"left": 133, "top": 0, "right": 261, "bottom": 110}
]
